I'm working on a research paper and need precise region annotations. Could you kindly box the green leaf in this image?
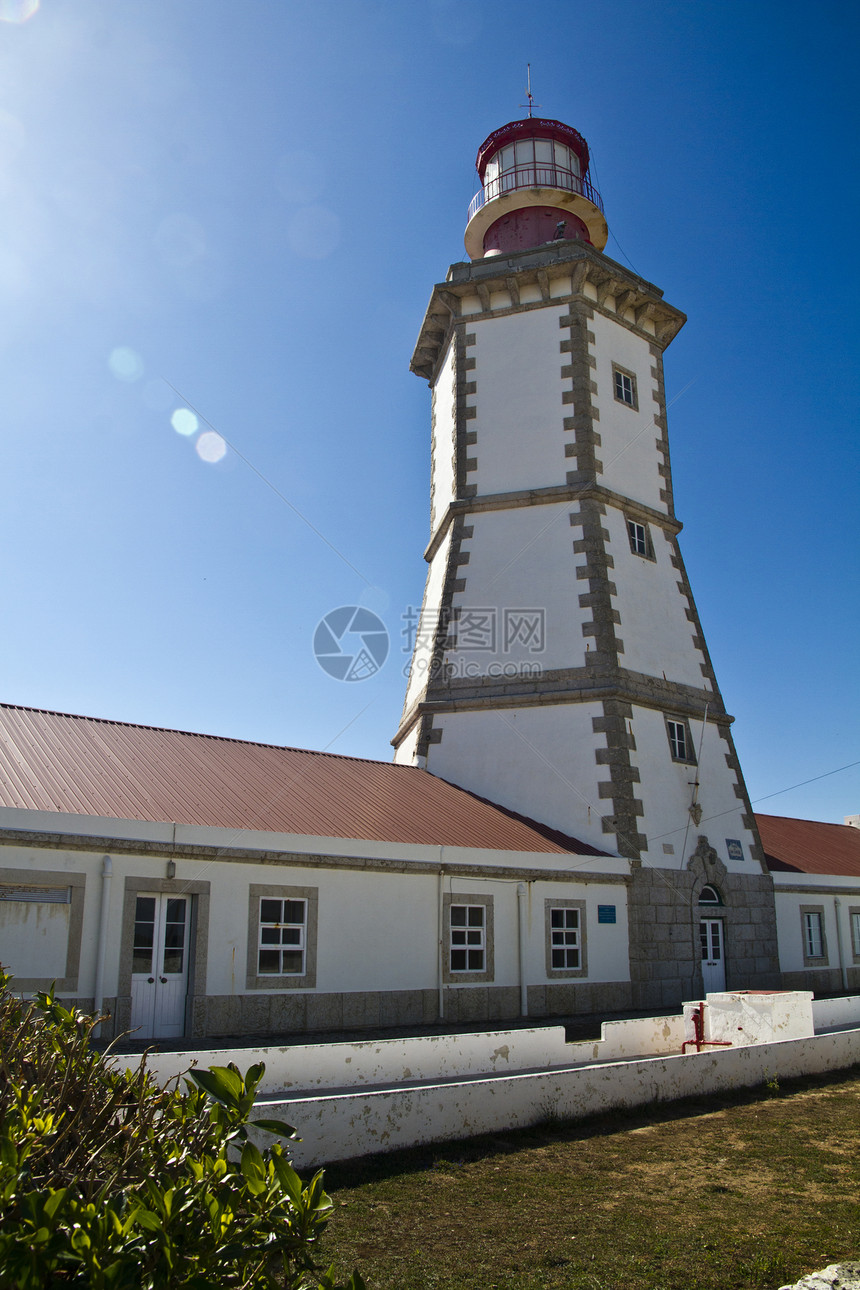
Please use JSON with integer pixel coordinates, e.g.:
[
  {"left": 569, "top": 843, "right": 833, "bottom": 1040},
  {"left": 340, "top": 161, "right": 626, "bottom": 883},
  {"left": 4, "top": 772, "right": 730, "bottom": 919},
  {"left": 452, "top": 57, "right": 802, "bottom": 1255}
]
[
  {"left": 42, "top": 1188, "right": 68, "bottom": 1220},
  {"left": 271, "top": 1150, "right": 304, "bottom": 1207},
  {"left": 240, "top": 1141, "right": 267, "bottom": 1195},
  {"left": 244, "top": 1061, "right": 265, "bottom": 1091},
  {"left": 131, "top": 1208, "right": 163, "bottom": 1233},
  {"left": 249, "top": 1117, "right": 298, "bottom": 1140},
  {"left": 189, "top": 1065, "right": 243, "bottom": 1110}
]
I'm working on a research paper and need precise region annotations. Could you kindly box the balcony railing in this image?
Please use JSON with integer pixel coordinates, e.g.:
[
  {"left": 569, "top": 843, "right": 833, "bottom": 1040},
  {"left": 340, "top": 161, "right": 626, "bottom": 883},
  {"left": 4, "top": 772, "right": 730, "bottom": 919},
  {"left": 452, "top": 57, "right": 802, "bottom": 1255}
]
[{"left": 467, "top": 165, "right": 603, "bottom": 223}]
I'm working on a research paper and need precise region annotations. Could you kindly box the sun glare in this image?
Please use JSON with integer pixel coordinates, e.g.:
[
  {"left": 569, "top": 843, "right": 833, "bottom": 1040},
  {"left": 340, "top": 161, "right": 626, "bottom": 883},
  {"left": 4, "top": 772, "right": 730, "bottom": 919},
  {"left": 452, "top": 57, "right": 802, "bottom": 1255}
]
[
  {"left": 196, "top": 431, "right": 227, "bottom": 463},
  {"left": 108, "top": 347, "right": 144, "bottom": 382},
  {"left": 170, "top": 407, "right": 198, "bottom": 437}
]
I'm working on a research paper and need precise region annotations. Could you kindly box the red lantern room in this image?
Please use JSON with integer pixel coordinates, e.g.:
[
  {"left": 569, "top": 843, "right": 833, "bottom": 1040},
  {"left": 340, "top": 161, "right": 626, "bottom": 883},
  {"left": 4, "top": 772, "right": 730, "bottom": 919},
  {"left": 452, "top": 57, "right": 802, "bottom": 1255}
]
[{"left": 464, "top": 117, "right": 608, "bottom": 260}]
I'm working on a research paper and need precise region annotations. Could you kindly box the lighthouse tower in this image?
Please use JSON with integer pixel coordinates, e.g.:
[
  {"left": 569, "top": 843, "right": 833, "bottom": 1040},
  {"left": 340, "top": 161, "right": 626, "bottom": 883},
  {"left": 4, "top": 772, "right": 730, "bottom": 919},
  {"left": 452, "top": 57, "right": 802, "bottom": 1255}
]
[{"left": 393, "top": 113, "right": 780, "bottom": 1003}]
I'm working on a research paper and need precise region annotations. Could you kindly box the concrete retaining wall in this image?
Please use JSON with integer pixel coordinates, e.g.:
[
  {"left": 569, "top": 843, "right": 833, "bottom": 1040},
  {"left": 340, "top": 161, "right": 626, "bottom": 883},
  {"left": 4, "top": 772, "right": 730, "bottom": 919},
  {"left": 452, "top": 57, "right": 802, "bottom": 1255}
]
[
  {"left": 142, "top": 1012, "right": 686, "bottom": 1096},
  {"left": 812, "top": 995, "right": 860, "bottom": 1030},
  {"left": 259, "top": 1027, "right": 860, "bottom": 1168}
]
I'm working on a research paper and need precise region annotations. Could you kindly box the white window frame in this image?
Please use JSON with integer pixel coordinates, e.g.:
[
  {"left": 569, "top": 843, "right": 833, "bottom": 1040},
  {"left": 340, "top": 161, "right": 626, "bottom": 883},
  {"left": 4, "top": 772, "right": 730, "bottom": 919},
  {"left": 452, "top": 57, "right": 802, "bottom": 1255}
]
[
  {"left": 442, "top": 893, "right": 494, "bottom": 984},
  {"left": 800, "top": 905, "right": 827, "bottom": 966},
  {"left": 258, "top": 897, "right": 307, "bottom": 977},
  {"left": 666, "top": 717, "right": 696, "bottom": 765},
  {"left": 246, "top": 885, "right": 318, "bottom": 990},
  {"left": 612, "top": 364, "right": 638, "bottom": 410},
  {"left": 850, "top": 907, "right": 860, "bottom": 963},
  {"left": 545, "top": 898, "right": 587, "bottom": 978},
  {"left": 449, "top": 903, "right": 485, "bottom": 973},
  {"left": 626, "top": 518, "right": 654, "bottom": 560}
]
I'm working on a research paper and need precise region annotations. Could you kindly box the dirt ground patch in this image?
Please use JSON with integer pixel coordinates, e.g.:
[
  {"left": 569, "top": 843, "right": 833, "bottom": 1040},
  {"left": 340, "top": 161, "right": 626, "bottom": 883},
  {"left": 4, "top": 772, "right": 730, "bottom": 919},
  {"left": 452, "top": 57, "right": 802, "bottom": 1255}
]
[{"left": 317, "top": 1067, "right": 860, "bottom": 1289}]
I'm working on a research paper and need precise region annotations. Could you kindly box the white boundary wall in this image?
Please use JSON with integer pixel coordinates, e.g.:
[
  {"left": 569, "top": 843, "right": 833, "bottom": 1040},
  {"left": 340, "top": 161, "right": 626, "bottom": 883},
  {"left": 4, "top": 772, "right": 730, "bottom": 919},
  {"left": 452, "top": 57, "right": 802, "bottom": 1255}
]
[
  {"left": 813, "top": 995, "right": 860, "bottom": 1030},
  {"left": 257, "top": 1027, "right": 860, "bottom": 1168},
  {"left": 136, "top": 996, "right": 860, "bottom": 1169},
  {"left": 142, "top": 1014, "right": 686, "bottom": 1096}
]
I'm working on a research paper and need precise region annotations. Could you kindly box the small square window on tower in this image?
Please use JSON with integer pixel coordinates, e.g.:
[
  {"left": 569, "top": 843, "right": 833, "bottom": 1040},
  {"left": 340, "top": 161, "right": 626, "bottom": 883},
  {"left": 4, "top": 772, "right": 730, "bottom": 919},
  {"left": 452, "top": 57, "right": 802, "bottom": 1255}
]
[
  {"left": 612, "top": 364, "right": 638, "bottom": 410},
  {"left": 665, "top": 717, "right": 696, "bottom": 765},
  {"left": 626, "top": 518, "right": 654, "bottom": 560}
]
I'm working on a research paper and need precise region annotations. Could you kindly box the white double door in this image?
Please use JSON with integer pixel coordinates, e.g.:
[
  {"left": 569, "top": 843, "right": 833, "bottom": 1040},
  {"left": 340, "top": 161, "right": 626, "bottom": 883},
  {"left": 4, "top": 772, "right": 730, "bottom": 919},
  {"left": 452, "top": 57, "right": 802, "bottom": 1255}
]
[
  {"left": 131, "top": 894, "right": 190, "bottom": 1039},
  {"left": 700, "top": 918, "right": 726, "bottom": 993}
]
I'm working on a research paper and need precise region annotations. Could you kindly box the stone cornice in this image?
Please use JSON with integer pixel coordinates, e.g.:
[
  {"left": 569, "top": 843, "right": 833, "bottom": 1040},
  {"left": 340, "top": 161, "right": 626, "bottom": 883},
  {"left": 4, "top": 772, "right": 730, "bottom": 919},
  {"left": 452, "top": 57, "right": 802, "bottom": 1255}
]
[
  {"left": 392, "top": 665, "right": 729, "bottom": 748},
  {"left": 0, "top": 826, "right": 625, "bottom": 882},
  {"left": 424, "top": 483, "right": 683, "bottom": 563},
  {"left": 771, "top": 882, "right": 860, "bottom": 896},
  {"left": 411, "top": 241, "right": 686, "bottom": 382}
]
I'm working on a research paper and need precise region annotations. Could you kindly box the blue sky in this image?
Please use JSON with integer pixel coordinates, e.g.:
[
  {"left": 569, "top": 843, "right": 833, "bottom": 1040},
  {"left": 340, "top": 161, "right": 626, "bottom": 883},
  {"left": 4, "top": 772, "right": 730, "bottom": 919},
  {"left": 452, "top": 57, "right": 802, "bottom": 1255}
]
[{"left": 0, "top": 0, "right": 857, "bottom": 825}]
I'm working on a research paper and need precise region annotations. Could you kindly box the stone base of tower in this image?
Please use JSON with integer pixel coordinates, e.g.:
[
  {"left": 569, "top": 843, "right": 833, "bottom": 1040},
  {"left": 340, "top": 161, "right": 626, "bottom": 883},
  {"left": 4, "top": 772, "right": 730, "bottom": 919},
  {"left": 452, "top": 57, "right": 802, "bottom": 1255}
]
[{"left": 626, "top": 849, "right": 781, "bottom": 1009}]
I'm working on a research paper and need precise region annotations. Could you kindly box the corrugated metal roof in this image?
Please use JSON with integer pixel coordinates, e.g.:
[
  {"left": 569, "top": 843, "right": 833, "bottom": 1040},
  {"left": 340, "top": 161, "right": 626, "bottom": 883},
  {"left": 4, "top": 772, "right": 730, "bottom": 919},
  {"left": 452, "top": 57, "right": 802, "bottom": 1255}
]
[
  {"left": 757, "top": 813, "right": 860, "bottom": 877},
  {"left": 0, "top": 704, "right": 602, "bottom": 854}
]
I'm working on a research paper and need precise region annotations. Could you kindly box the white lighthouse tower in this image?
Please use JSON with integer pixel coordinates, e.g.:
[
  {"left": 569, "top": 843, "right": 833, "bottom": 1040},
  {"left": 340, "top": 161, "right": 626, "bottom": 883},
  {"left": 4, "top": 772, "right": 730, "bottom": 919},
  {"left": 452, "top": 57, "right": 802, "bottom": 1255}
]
[{"left": 394, "top": 112, "right": 779, "bottom": 1004}]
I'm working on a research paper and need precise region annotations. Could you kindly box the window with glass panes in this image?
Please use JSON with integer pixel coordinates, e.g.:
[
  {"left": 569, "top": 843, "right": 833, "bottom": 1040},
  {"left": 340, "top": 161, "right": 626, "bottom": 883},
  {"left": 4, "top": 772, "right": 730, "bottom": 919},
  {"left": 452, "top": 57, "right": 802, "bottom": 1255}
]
[
  {"left": 666, "top": 718, "right": 694, "bottom": 763},
  {"left": 258, "top": 897, "right": 306, "bottom": 975},
  {"left": 627, "top": 519, "right": 649, "bottom": 556},
  {"left": 449, "top": 904, "right": 485, "bottom": 972},
  {"left": 483, "top": 137, "right": 582, "bottom": 200},
  {"left": 852, "top": 910, "right": 860, "bottom": 958},
  {"left": 614, "top": 368, "right": 636, "bottom": 408},
  {"left": 550, "top": 907, "right": 580, "bottom": 969},
  {"left": 804, "top": 910, "right": 824, "bottom": 959}
]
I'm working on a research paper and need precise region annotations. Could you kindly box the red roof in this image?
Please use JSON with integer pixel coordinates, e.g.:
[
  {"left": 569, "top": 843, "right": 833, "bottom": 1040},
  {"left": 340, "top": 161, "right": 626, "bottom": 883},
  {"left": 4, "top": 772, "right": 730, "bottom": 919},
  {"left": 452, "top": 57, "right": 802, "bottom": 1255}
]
[
  {"left": 0, "top": 703, "right": 600, "bottom": 854},
  {"left": 756, "top": 813, "right": 860, "bottom": 877}
]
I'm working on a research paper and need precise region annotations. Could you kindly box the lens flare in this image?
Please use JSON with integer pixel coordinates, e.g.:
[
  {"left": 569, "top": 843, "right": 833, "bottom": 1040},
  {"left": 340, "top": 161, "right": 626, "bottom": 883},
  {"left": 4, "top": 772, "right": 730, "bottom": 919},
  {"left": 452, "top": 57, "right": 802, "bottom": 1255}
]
[
  {"left": 0, "top": 0, "right": 39, "bottom": 23},
  {"left": 108, "top": 347, "right": 144, "bottom": 382},
  {"left": 196, "top": 431, "right": 226, "bottom": 463},
  {"left": 171, "top": 407, "right": 198, "bottom": 436}
]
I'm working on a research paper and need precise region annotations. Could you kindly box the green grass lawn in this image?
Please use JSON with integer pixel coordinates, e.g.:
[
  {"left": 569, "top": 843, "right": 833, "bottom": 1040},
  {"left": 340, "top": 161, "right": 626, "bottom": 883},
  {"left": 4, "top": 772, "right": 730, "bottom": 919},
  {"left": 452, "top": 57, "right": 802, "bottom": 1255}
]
[{"left": 316, "top": 1066, "right": 860, "bottom": 1290}]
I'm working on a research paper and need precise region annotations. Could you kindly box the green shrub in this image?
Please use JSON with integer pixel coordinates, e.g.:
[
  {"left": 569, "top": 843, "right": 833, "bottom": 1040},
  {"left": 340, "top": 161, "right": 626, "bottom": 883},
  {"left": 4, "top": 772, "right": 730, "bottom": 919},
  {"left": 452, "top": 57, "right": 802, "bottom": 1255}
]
[{"left": 0, "top": 969, "right": 364, "bottom": 1289}]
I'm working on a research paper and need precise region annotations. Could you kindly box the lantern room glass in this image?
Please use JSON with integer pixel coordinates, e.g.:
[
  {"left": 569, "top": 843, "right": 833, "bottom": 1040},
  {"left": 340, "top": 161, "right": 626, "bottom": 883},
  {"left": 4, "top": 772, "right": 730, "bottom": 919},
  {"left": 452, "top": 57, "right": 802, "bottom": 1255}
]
[{"left": 482, "top": 138, "right": 582, "bottom": 203}]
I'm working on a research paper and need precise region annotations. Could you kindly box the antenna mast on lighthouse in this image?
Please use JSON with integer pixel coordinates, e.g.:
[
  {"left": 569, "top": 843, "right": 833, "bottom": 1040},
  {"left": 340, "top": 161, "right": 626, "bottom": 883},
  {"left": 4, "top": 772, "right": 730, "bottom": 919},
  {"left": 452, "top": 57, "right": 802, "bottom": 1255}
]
[{"left": 520, "top": 64, "right": 540, "bottom": 118}]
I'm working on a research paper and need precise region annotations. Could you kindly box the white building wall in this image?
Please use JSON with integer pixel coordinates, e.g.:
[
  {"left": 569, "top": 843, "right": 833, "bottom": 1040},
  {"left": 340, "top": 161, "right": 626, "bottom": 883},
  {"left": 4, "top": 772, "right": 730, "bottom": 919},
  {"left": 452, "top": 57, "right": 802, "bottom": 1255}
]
[
  {"left": 590, "top": 310, "right": 666, "bottom": 514},
  {"left": 398, "top": 527, "right": 454, "bottom": 727},
  {"left": 470, "top": 306, "right": 568, "bottom": 495},
  {"left": 449, "top": 506, "right": 588, "bottom": 672},
  {"left": 772, "top": 880, "right": 859, "bottom": 976},
  {"left": 0, "top": 820, "right": 629, "bottom": 1024},
  {"left": 524, "top": 878, "right": 630, "bottom": 984},
  {"left": 604, "top": 509, "right": 710, "bottom": 691},
  {"left": 630, "top": 706, "right": 757, "bottom": 870},
  {"left": 426, "top": 703, "right": 610, "bottom": 854},
  {"left": 430, "top": 337, "right": 456, "bottom": 529}
]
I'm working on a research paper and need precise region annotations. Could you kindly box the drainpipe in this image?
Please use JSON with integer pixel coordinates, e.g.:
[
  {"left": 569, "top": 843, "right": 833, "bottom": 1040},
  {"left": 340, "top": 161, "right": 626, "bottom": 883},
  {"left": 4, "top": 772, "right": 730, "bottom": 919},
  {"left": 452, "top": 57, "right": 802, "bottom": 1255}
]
[
  {"left": 834, "top": 897, "right": 848, "bottom": 992},
  {"left": 517, "top": 882, "right": 529, "bottom": 1017},
  {"left": 437, "top": 851, "right": 445, "bottom": 1022},
  {"left": 93, "top": 855, "right": 112, "bottom": 1037}
]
